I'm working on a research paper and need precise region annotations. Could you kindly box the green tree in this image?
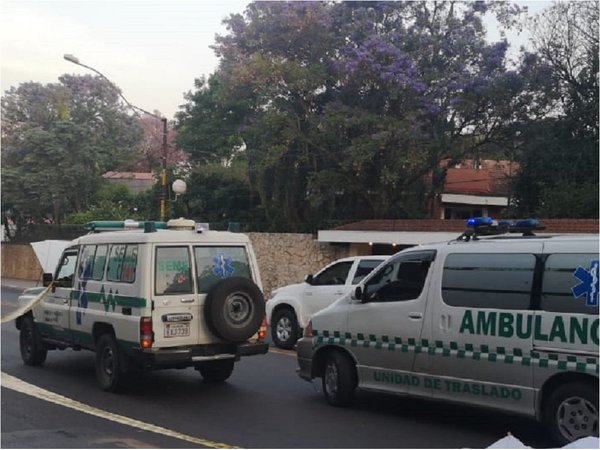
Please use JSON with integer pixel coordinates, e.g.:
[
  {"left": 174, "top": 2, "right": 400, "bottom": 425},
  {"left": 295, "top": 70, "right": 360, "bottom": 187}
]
[
  {"left": 177, "top": 2, "right": 530, "bottom": 229},
  {"left": 1, "top": 75, "right": 143, "bottom": 228},
  {"left": 182, "top": 161, "right": 262, "bottom": 226},
  {"left": 513, "top": 1, "right": 599, "bottom": 217}
]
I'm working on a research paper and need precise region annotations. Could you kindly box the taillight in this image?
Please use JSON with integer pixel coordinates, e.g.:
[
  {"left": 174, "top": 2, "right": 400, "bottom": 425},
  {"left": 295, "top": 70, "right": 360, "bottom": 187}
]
[
  {"left": 258, "top": 317, "right": 267, "bottom": 342},
  {"left": 304, "top": 320, "right": 313, "bottom": 338},
  {"left": 140, "top": 316, "right": 153, "bottom": 349}
]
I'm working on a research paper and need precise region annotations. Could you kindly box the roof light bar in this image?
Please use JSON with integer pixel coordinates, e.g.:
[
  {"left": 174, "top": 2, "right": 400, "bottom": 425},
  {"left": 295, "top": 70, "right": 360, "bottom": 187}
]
[
  {"left": 458, "top": 217, "right": 544, "bottom": 241},
  {"left": 84, "top": 220, "right": 168, "bottom": 232},
  {"left": 467, "top": 217, "right": 494, "bottom": 228}
]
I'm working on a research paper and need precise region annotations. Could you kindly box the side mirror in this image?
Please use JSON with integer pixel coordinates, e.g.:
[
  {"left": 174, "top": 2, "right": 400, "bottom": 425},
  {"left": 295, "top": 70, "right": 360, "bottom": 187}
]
[
  {"left": 42, "top": 273, "right": 53, "bottom": 287},
  {"left": 304, "top": 274, "right": 314, "bottom": 285},
  {"left": 354, "top": 286, "right": 363, "bottom": 302}
]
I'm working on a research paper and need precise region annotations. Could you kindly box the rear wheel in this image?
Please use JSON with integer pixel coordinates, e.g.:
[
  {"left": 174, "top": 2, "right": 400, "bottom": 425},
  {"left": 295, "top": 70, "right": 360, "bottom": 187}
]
[
  {"left": 197, "top": 359, "right": 235, "bottom": 383},
  {"left": 544, "top": 381, "right": 599, "bottom": 445},
  {"left": 271, "top": 308, "right": 299, "bottom": 349},
  {"left": 95, "top": 334, "right": 124, "bottom": 392},
  {"left": 322, "top": 350, "right": 357, "bottom": 406},
  {"left": 19, "top": 316, "right": 47, "bottom": 366}
]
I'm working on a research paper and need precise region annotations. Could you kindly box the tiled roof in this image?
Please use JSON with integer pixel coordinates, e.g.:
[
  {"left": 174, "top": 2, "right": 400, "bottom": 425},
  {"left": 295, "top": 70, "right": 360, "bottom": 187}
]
[
  {"left": 102, "top": 171, "right": 155, "bottom": 180},
  {"left": 444, "top": 169, "right": 492, "bottom": 195},
  {"left": 334, "top": 219, "right": 599, "bottom": 234},
  {"left": 441, "top": 160, "right": 518, "bottom": 196}
]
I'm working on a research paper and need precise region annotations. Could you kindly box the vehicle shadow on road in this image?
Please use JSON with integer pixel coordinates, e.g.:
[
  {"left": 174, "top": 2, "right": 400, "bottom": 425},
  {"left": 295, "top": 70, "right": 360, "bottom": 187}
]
[{"left": 344, "top": 390, "right": 555, "bottom": 448}]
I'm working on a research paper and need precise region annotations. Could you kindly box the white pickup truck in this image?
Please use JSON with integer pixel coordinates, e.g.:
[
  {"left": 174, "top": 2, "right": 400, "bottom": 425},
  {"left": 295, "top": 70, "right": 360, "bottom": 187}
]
[{"left": 266, "top": 256, "right": 388, "bottom": 349}]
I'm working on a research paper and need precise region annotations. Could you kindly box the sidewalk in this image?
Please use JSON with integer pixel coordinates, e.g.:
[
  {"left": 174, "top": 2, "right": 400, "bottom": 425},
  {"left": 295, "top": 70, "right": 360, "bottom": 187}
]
[{"left": 1, "top": 277, "right": 41, "bottom": 291}]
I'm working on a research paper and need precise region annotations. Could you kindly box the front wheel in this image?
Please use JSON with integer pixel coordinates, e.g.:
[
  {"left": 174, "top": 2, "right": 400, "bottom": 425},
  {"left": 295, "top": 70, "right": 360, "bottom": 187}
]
[
  {"left": 19, "top": 316, "right": 47, "bottom": 366},
  {"left": 322, "top": 350, "right": 357, "bottom": 406},
  {"left": 544, "top": 381, "right": 599, "bottom": 445},
  {"left": 271, "top": 308, "right": 299, "bottom": 349},
  {"left": 197, "top": 359, "right": 235, "bottom": 383},
  {"left": 95, "top": 334, "right": 124, "bottom": 392}
]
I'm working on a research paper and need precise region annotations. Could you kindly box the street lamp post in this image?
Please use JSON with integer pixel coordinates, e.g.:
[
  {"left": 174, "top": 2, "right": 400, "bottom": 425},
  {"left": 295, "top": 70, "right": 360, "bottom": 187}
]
[{"left": 64, "top": 54, "right": 169, "bottom": 221}]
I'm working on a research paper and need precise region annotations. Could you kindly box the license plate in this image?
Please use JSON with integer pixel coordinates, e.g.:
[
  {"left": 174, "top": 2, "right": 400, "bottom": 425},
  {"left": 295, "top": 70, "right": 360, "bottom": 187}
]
[{"left": 164, "top": 322, "right": 190, "bottom": 338}]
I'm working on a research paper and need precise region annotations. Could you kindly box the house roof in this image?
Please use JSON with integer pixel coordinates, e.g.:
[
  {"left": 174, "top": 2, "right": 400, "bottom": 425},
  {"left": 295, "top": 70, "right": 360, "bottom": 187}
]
[
  {"left": 442, "top": 160, "right": 517, "bottom": 196},
  {"left": 318, "top": 218, "right": 598, "bottom": 246},
  {"left": 332, "top": 219, "right": 599, "bottom": 234},
  {"left": 102, "top": 172, "right": 155, "bottom": 180}
]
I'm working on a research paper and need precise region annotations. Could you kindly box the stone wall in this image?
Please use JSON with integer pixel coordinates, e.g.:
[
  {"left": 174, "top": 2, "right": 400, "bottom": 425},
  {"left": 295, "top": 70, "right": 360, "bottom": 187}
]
[
  {"left": 1, "top": 243, "right": 44, "bottom": 281},
  {"left": 1, "top": 235, "right": 349, "bottom": 297},
  {"left": 247, "top": 233, "right": 349, "bottom": 298}
]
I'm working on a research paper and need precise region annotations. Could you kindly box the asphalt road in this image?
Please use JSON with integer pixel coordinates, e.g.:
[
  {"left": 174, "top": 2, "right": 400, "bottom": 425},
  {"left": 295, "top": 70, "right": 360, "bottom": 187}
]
[{"left": 1, "top": 287, "right": 555, "bottom": 448}]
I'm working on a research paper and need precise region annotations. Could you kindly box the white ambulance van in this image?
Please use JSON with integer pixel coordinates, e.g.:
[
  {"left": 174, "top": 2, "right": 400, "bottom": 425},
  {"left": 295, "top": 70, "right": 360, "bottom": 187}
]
[
  {"left": 297, "top": 218, "right": 599, "bottom": 445},
  {"left": 16, "top": 219, "right": 268, "bottom": 391}
]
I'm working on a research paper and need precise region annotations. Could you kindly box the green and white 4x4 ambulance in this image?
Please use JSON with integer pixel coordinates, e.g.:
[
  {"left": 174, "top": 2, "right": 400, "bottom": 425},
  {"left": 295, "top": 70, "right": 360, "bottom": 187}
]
[
  {"left": 16, "top": 219, "right": 267, "bottom": 391},
  {"left": 297, "top": 219, "right": 599, "bottom": 445}
]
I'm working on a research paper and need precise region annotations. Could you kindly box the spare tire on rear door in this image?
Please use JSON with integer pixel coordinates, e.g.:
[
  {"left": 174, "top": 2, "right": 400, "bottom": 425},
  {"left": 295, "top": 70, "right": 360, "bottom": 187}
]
[{"left": 204, "top": 277, "right": 265, "bottom": 342}]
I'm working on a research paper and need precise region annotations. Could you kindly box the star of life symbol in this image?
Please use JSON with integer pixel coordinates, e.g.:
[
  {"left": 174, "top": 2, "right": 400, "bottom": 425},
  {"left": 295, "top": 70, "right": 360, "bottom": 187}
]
[
  {"left": 212, "top": 253, "right": 235, "bottom": 279},
  {"left": 572, "top": 260, "right": 599, "bottom": 307}
]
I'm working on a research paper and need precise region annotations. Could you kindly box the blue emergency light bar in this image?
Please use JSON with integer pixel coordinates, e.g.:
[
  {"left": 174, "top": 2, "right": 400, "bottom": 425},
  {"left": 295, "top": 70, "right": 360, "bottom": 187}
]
[
  {"left": 467, "top": 217, "right": 494, "bottom": 228},
  {"left": 459, "top": 217, "right": 544, "bottom": 241}
]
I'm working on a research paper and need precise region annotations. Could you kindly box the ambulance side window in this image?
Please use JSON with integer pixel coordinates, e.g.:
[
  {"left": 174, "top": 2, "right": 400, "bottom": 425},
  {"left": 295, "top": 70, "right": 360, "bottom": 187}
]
[
  {"left": 364, "top": 252, "right": 434, "bottom": 302},
  {"left": 107, "top": 244, "right": 138, "bottom": 283},
  {"left": 442, "top": 253, "right": 534, "bottom": 310},
  {"left": 541, "top": 253, "right": 599, "bottom": 315},
  {"left": 78, "top": 245, "right": 96, "bottom": 280}
]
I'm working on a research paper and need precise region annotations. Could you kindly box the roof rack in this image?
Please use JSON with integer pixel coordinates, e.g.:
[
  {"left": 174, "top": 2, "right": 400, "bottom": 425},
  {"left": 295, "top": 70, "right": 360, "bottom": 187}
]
[{"left": 456, "top": 217, "right": 545, "bottom": 242}]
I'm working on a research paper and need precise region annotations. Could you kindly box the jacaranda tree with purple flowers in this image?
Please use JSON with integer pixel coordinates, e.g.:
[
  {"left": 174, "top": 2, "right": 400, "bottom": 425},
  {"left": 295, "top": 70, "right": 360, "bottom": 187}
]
[{"left": 176, "top": 1, "right": 593, "bottom": 230}]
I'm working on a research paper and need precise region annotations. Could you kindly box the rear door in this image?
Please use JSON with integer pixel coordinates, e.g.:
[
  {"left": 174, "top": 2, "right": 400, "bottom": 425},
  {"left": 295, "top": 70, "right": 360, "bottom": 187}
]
[
  {"left": 193, "top": 245, "right": 255, "bottom": 344},
  {"left": 153, "top": 245, "right": 200, "bottom": 347},
  {"left": 428, "top": 243, "right": 542, "bottom": 415}
]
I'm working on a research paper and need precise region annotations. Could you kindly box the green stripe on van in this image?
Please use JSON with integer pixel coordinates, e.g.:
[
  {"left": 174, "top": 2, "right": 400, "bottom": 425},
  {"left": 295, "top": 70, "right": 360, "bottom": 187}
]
[
  {"left": 36, "top": 323, "right": 138, "bottom": 354},
  {"left": 70, "top": 290, "right": 146, "bottom": 308},
  {"left": 312, "top": 330, "right": 599, "bottom": 375}
]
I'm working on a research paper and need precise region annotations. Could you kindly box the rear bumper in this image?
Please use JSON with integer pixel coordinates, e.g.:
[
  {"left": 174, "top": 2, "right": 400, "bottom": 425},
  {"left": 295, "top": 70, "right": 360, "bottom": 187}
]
[{"left": 132, "top": 341, "right": 269, "bottom": 369}]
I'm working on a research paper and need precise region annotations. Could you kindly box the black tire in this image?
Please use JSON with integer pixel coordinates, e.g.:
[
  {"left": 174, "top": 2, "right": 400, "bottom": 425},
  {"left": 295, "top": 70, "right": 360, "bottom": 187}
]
[
  {"left": 197, "top": 359, "right": 235, "bottom": 383},
  {"left": 95, "top": 334, "right": 124, "bottom": 392},
  {"left": 322, "top": 350, "right": 357, "bottom": 407},
  {"left": 204, "top": 277, "right": 265, "bottom": 342},
  {"left": 544, "top": 381, "right": 599, "bottom": 445},
  {"left": 271, "top": 308, "right": 300, "bottom": 349},
  {"left": 19, "top": 316, "right": 47, "bottom": 366}
]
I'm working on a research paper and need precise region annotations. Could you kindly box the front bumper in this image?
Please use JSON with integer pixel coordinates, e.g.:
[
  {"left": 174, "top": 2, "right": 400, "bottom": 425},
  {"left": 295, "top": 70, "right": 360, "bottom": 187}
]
[
  {"left": 296, "top": 337, "right": 315, "bottom": 381},
  {"left": 132, "top": 341, "right": 269, "bottom": 369}
]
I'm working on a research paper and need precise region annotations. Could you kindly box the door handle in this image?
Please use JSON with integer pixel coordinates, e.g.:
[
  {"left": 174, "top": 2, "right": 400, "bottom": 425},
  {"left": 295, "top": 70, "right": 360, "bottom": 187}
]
[
  {"left": 180, "top": 298, "right": 194, "bottom": 303},
  {"left": 334, "top": 291, "right": 344, "bottom": 295},
  {"left": 408, "top": 312, "right": 423, "bottom": 320}
]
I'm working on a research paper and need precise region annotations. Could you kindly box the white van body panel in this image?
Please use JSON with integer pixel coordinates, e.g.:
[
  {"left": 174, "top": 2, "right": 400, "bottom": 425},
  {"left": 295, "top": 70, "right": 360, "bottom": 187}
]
[{"left": 300, "top": 234, "right": 599, "bottom": 427}]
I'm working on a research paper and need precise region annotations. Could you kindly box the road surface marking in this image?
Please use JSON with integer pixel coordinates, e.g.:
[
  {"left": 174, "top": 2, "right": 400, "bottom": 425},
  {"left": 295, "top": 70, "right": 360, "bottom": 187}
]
[{"left": 0, "top": 372, "right": 238, "bottom": 449}]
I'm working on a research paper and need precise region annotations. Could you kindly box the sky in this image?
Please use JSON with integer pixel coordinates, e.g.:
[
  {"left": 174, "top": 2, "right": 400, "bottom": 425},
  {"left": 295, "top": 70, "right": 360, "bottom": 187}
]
[{"left": 1, "top": 0, "right": 551, "bottom": 121}]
